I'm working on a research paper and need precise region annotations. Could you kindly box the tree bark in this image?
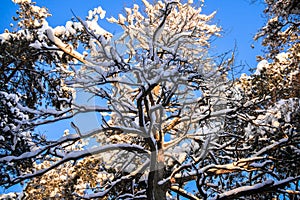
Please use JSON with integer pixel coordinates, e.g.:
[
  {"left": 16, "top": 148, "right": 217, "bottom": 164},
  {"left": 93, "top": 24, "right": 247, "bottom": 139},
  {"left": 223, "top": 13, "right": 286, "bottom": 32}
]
[{"left": 147, "top": 145, "right": 167, "bottom": 200}]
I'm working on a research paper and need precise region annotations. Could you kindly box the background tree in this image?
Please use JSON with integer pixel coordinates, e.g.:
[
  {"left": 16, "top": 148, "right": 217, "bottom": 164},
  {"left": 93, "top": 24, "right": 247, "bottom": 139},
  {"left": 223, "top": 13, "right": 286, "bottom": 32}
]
[
  {"left": 0, "top": 0, "right": 71, "bottom": 185},
  {"left": 254, "top": 0, "right": 299, "bottom": 58},
  {"left": 0, "top": 0, "right": 299, "bottom": 199},
  {"left": 223, "top": 0, "right": 300, "bottom": 198},
  {"left": 0, "top": 0, "right": 113, "bottom": 187}
]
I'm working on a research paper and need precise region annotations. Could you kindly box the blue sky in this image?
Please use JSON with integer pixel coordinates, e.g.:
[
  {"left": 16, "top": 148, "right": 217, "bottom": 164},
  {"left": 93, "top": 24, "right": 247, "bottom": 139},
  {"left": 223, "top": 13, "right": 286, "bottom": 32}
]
[
  {"left": 0, "top": 0, "right": 267, "bottom": 138},
  {"left": 0, "top": 0, "right": 266, "bottom": 69}
]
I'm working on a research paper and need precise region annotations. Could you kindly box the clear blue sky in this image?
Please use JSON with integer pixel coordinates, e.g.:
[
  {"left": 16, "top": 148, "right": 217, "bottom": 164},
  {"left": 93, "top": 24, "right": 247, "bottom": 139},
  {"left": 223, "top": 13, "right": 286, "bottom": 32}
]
[
  {"left": 0, "top": 0, "right": 267, "bottom": 135},
  {"left": 0, "top": 0, "right": 266, "bottom": 195},
  {"left": 0, "top": 0, "right": 266, "bottom": 69}
]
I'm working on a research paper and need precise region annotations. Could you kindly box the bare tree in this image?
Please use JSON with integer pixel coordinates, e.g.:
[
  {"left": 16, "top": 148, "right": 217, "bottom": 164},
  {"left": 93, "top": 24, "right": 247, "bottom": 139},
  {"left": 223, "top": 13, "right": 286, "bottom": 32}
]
[{"left": 0, "top": 0, "right": 299, "bottom": 199}]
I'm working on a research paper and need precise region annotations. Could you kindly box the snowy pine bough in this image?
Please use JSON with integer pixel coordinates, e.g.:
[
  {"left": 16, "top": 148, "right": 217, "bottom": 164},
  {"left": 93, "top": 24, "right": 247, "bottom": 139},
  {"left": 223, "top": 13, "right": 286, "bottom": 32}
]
[{"left": 0, "top": 0, "right": 299, "bottom": 199}]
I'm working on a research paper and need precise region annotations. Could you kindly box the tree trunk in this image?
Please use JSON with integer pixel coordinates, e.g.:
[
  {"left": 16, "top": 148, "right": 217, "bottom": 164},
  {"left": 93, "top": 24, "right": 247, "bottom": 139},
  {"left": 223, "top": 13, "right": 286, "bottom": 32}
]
[{"left": 147, "top": 149, "right": 167, "bottom": 200}]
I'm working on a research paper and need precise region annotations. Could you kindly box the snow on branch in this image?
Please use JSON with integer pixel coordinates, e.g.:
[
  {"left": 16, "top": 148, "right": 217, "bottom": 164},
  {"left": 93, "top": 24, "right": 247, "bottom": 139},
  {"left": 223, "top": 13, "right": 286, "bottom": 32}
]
[
  {"left": 8, "top": 143, "right": 149, "bottom": 186},
  {"left": 215, "top": 176, "right": 300, "bottom": 200},
  {"left": 170, "top": 185, "right": 201, "bottom": 200},
  {"left": 46, "top": 29, "right": 92, "bottom": 65},
  {"left": 214, "top": 179, "right": 275, "bottom": 200}
]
